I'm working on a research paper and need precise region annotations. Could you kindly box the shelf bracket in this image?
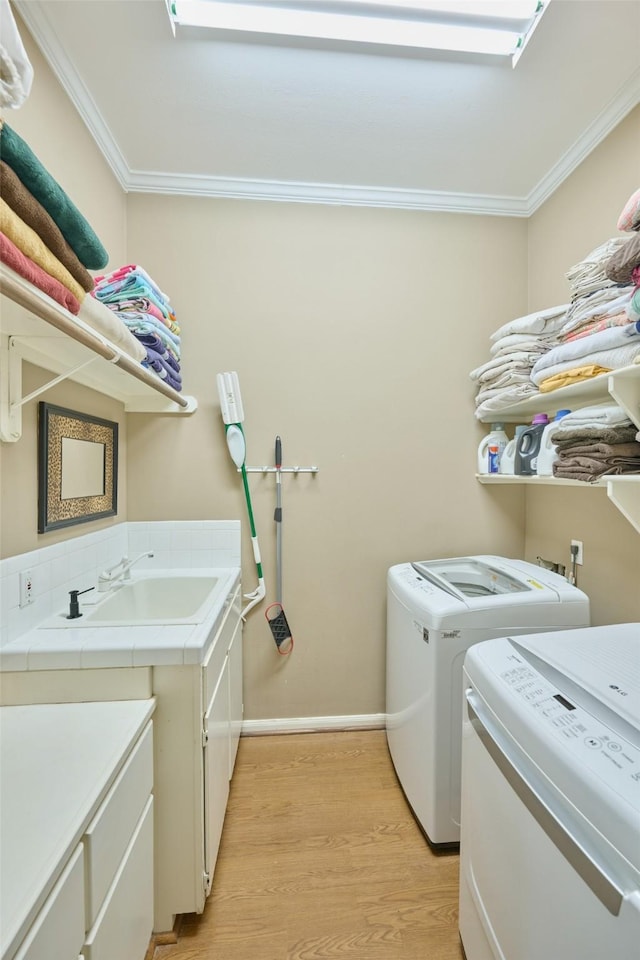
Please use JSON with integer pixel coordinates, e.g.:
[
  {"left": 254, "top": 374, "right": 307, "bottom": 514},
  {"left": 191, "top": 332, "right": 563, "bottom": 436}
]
[{"left": 0, "top": 335, "right": 101, "bottom": 442}]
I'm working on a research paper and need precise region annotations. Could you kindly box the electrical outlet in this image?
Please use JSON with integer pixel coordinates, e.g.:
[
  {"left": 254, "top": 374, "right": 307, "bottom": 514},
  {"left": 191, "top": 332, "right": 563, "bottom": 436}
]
[
  {"left": 571, "top": 540, "right": 584, "bottom": 565},
  {"left": 19, "top": 569, "right": 34, "bottom": 607}
]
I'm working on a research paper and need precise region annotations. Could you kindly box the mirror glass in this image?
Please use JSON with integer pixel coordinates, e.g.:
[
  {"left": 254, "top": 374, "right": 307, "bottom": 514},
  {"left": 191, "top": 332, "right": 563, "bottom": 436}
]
[{"left": 61, "top": 438, "right": 106, "bottom": 499}]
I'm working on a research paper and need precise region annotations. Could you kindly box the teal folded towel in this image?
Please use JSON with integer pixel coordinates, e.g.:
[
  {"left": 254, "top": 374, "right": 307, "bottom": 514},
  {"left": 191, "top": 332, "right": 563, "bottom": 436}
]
[{"left": 0, "top": 122, "right": 108, "bottom": 269}]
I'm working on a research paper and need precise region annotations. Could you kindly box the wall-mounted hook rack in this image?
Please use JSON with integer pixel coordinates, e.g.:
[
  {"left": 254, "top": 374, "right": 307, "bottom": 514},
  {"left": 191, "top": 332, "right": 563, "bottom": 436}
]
[{"left": 239, "top": 466, "right": 319, "bottom": 474}]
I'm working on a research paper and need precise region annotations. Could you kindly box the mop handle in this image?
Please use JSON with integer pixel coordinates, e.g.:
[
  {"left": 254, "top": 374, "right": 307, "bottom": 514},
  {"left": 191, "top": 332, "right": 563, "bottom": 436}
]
[{"left": 275, "top": 436, "right": 282, "bottom": 602}]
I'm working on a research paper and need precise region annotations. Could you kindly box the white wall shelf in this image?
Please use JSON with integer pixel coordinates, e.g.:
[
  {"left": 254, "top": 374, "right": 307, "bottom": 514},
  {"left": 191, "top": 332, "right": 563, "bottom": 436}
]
[
  {"left": 0, "top": 265, "right": 197, "bottom": 442},
  {"left": 475, "top": 364, "right": 640, "bottom": 533}
]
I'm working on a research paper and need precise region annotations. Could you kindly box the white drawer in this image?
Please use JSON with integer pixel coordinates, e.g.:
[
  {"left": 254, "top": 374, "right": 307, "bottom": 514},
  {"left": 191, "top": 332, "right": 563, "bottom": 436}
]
[
  {"left": 83, "top": 722, "right": 153, "bottom": 929},
  {"left": 83, "top": 796, "right": 154, "bottom": 960},
  {"left": 15, "top": 844, "right": 84, "bottom": 960},
  {"left": 203, "top": 585, "right": 241, "bottom": 705}
]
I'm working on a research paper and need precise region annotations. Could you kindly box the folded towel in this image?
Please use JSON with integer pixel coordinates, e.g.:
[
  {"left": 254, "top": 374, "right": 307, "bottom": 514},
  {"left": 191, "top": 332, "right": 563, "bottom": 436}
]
[
  {"left": 490, "top": 304, "right": 568, "bottom": 342},
  {"left": 94, "top": 274, "right": 172, "bottom": 321},
  {"left": 554, "top": 439, "right": 640, "bottom": 458},
  {"left": 95, "top": 263, "right": 170, "bottom": 305},
  {"left": 553, "top": 460, "right": 640, "bottom": 482},
  {"left": 0, "top": 198, "right": 86, "bottom": 303},
  {"left": 115, "top": 312, "right": 181, "bottom": 358},
  {"left": 103, "top": 295, "right": 180, "bottom": 333},
  {"left": 131, "top": 332, "right": 180, "bottom": 373},
  {"left": 0, "top": 161, "right": 94, "bottom": 292},
  {"left": 0, "top": 122, "right": 108, "bottom": 269},
  {"left": 142, "top": 347, "right": 182, "bottom": 391},
  {"left": 549, "top": 404, "right": 632, "bottom": 429},
  {"left": 627, "top": 286, "right": 640, "bottom": 323},
  {"left": 537, "top": 365, "right": 612, "bottom": 392},
  {"left": 561, "top": 311, "right": 629, "bottom": 343},
  {"left": 0, "top": 0, "right": 33, "bottom": 109},
  {"left": 77, "top": 295, "right": 146, "bottom": 363},
  {"left": 0, "top": 234, "right": 81, "bottom": 314}
]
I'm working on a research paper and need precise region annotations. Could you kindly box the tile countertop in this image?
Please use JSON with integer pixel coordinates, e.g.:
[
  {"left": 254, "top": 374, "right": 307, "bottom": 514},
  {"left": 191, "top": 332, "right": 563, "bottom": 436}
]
[
  {"left": 0, "top": 698, "right": 155, "bottom": 960},
  {"left": 0, "top": 567, "right": 241, "bottom": 672}
]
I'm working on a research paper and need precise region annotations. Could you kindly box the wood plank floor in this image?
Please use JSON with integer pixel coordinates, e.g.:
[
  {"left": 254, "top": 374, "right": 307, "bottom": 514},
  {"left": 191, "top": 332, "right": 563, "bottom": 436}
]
[{"left": 154, "top": 730, "right": 464, "bottom": 960}]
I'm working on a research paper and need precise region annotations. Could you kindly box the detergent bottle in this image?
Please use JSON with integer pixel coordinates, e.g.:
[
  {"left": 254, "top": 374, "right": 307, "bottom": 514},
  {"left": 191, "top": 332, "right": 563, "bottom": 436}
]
[
  {"left": 536, "top": 409, "right": 571, "bottom": 476},
  {"left": 499, "top": 425, "right": 528, "bottom": 475},
  {"left": 477, "top": 423, "right": 509, "bottom": 474},
  {"left": 515, "top": 414, "right": 550, "bottom": 475}
]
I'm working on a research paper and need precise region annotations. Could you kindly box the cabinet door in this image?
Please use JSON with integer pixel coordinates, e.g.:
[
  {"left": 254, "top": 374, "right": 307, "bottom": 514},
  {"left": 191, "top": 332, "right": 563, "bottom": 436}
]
[
  {"left": 14, "top": 844, "right": 85, "bottom": 960},
  {"left": 82, "top": 797, "right": 154, "bottom": 960},
  {"left": 228, "top": 621, "right": 243, "bottom": 778},
  {"left": 203, "top": 662, "right": 230, "bottom": 895}
]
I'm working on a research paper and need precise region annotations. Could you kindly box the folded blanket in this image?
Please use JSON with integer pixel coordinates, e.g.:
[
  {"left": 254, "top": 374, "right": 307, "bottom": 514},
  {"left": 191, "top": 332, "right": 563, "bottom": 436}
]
[
  {"left": 0, "top": 0, "right": 33, "bottom": 109},
  {"left": 627, "top": 286, "right": 640, "bottom": 323},
  {"left": 561, "top": 287, "right": 634, "bottom": 335},
  {"left": 490, "top": 305, "right": 568, "bottom": 342},
  {"left": 0, "top": 234, "right": 81, "bottom": 314},
  {"left": 489, "top": 333, "right": 551, "bottom": 357},
  {"left": 533, "top": 341, "right": 640, "bottom": 388},
  {"left": 0, "top": 161, "right": 94, "bottom": 292},
  {"left": 77, "top": 295, "right": 146, "bottom": 362},
  {"left": 0, "top": 122, "right": 108, "bottom": 269},
  {"left": 471, "top": 352, "right": 540, "bottom": 383},
  {"left": 531, "top": 320, "right": 640, "bottom": 379},
  {"left": 474, "top": 383, "right": 540, "bottom": 420},
  {"left": 0, "top": 198, "right": 86, "bottom": 303},
  {"left": 561, "top": 311, "right": 629, "bottom": 343},
  {"left": 538, "top": 365, "right": 612, "bottom": 393},
  {"left": 605, "top": 233, "right": 640, "bottom": 284},
  {"left": 565, "top": 239, "right": 627, "bottom": 300}
]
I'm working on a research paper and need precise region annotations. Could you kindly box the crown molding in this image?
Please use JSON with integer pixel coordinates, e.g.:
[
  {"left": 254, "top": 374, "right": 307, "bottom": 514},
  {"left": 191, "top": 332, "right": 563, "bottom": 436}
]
[
  {"left": 526, "top": 65, "right": 640, "bottom": 216},
  {"left": 15, "top": 1, "right": 640, "bottom": 218}
]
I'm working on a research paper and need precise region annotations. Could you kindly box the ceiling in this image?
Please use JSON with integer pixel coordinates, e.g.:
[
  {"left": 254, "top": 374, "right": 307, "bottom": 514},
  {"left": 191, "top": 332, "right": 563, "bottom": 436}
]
[{"left": 14, "top": 0, "right": 640, "bottom": 216}]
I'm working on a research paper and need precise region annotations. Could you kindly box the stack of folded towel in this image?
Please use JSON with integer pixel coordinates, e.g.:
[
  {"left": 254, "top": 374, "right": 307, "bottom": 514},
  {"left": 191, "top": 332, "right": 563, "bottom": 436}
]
[
  {"left": 0, "top": 121, "right": 148, "bottom": 362},
  {"left": 471, "top": 304, "right": 567, "bottom": 420},
  {"left": 530, "top": 236, "right": 640, "bottom": 391},
  {"left": 549, "top": 404, "right": 640, "bottom": 483},
  {"left": 92, "top": 265, "right": 182, "bottom": 391}
]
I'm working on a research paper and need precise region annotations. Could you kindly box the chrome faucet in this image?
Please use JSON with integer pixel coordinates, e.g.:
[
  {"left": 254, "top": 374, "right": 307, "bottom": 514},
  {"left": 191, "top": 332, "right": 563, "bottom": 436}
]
[{"left": 98, "top": 551, "right": 154, "bottom": 592}]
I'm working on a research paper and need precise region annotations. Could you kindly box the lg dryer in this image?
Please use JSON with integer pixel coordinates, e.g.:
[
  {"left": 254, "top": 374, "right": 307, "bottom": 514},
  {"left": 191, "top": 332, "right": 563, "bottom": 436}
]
[
  {"left": 459, "top": 623, "right": 640, "bottom": 960},
  {"left": 385, "top": 555, "right": 589, "bottom": 846}
]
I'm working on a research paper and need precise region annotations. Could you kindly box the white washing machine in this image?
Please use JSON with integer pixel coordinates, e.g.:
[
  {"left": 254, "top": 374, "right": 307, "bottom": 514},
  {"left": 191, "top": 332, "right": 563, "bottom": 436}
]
[
  {"left": 459, "top": 623, "right": 640, "bottom": 960},
  {"left": 385, "top": 555, "right": 590, "bottom": 846}
]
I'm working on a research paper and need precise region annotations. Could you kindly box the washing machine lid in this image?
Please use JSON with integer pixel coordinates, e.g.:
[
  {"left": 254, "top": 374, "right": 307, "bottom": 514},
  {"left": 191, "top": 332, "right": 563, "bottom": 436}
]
[
  {"left": 464, "top": 624, "right": 640, "bottom": 874},
  {"left": 412, "top": 556, "right": 556, "bottom": 603}
]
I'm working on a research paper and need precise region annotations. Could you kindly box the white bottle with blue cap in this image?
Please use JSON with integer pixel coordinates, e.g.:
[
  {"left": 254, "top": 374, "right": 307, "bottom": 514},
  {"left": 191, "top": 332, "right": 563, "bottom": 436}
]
[{"left": 536, "top": 409, "right": 571, "bottom": 476}]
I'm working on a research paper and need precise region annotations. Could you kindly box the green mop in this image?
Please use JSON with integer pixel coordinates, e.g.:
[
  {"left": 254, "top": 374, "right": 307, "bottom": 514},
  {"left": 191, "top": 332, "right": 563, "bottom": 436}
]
[{"left": 216, "top": 371, "right": 266, "bottom": 619}]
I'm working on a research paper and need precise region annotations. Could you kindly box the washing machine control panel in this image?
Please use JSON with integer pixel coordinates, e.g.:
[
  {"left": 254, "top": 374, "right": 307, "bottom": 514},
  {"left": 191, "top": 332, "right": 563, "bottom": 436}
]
[{"left": 498, "top": 649, "right": 640, "bottom": 804}]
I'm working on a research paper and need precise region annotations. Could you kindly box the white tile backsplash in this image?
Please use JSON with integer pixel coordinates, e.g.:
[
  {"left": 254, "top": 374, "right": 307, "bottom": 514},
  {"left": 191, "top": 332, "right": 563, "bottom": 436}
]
[{"left": 0, "top": 520, "right": 240, "bottom": 647}]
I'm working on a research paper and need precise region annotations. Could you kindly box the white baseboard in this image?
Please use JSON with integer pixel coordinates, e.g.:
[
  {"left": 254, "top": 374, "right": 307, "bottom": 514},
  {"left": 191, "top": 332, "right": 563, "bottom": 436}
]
[{"left": 241, "top": 713, "right": 386, "bottom": 736}]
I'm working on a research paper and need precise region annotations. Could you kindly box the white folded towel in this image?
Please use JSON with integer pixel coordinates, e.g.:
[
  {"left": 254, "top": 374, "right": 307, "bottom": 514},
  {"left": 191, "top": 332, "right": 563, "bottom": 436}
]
[{"left": 550, "top": 404, "right": 632, "bottom": 430}]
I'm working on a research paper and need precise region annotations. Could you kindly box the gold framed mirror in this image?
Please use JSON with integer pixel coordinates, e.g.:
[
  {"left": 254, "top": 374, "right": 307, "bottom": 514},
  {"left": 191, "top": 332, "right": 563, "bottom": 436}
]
[{"left": 38, "top": 402, "right": 118, "bottom": 533}]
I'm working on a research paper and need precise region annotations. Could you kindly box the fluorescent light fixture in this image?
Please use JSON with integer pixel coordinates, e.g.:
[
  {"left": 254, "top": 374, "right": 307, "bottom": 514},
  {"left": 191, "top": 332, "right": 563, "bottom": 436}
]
[{"left": 167, "top": 0, "right": 548, "bottom": 63}]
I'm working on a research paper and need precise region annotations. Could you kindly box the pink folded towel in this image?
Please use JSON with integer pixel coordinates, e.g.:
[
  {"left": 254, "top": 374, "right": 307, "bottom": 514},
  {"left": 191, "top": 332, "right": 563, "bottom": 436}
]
[{"left": 0, "top": 231, "right": 81, "bottom": 314}]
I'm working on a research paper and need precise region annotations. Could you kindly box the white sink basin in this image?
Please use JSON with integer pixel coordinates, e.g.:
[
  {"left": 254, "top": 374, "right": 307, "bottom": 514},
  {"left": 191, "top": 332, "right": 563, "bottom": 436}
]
[{"left": 41, "top": 573, "right": 228, "bottom": 628}]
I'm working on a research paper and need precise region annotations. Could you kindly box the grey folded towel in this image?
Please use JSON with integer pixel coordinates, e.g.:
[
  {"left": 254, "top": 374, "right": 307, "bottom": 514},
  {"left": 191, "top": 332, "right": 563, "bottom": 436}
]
[
  {"left": 555, "top": 440, "right": 640, "bottom": 460},
  {"left": 552, "top": 424, "right": 638, "bottom": 447},
  {"left": 553, "top": 458, "right": 640, "bottom": 482}
]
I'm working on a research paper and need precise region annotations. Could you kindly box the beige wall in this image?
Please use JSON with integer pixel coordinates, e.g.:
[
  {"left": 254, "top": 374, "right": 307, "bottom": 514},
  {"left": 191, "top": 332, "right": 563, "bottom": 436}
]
[
  {"left": 0, "top": 21, "right": 128, "bottom": 559},
  {"left": 2, "top": 15, "right": 638, "bottom": 719},
  {"left": 125, "top": 197, "right": 527, "bottom": 718},
  {"left": 526, "top": 106, "right": 640, "bottom": 625}
]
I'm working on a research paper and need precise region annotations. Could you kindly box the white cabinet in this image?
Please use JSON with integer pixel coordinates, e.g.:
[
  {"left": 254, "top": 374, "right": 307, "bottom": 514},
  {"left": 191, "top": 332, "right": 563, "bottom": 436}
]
[
  {"left": 1, "top": 701, "right": 155, "bottom": 960},
  {"left": 152, "top": 584, "right": 243, "bottom": 931},
  {"left": 476, "top": 364, "right": 640, "bottom": 533}
]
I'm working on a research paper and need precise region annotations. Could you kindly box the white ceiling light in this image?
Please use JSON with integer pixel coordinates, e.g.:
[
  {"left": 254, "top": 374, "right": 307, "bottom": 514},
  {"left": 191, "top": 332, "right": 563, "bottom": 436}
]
[{"left": 166, "top": 0, "right": 548, "bottom": 64}]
